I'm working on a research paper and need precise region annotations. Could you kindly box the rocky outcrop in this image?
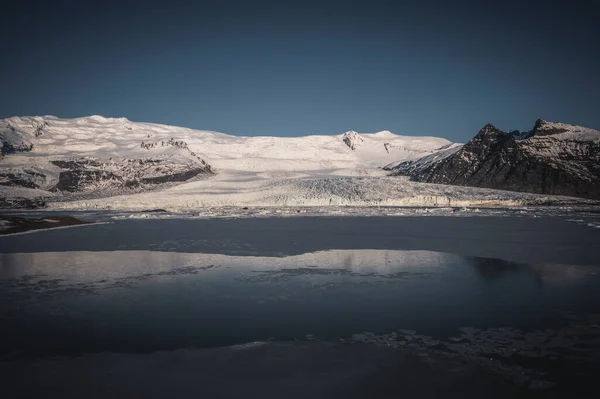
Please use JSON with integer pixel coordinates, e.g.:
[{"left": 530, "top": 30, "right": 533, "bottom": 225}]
[
  {"left": 0, "top": 196, "right": 46, "bottom": 209},
  {"left": 50, "top": 157, "right": 212, "bottom": 193},
  {"left": 0, "top": 170, "right": 46, "bottom": 188},
  {"left": 0, "top": 124, "right": 34, "bottom": 156},
  {"left": 342, "top": 131, "right": 364, "bottom": 150},
  {"left": 388, "top": 121, "right": 600, "bottom": 200}
]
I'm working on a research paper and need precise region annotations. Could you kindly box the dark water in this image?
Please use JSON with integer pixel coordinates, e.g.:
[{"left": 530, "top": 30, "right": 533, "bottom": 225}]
[{"left": 1, "top": 216, "right": 600, "bottom": 357}]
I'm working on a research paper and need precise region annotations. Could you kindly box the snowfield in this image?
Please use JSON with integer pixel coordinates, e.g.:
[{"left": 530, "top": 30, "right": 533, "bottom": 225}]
[{"left": 1, "top": 115, "right": 599, "bottom": 211}]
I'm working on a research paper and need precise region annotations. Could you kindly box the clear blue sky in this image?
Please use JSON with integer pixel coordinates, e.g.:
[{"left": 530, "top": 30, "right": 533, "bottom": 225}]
[{"left": 1, "top": 0, "right": 599, "bottom": 142}]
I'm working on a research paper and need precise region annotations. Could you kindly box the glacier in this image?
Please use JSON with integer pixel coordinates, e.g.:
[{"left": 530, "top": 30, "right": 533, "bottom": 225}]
[{"left": 1, "top": 115, "right": 599, "bottom": 212}]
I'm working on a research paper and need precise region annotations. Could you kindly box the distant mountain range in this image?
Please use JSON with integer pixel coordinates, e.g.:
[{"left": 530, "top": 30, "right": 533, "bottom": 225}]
[
  {"left": 1, "top": 115, "right": 599, "bottom": 209},
  {"left": 385, "top": 120, "right": 600, "bottom": 200}
]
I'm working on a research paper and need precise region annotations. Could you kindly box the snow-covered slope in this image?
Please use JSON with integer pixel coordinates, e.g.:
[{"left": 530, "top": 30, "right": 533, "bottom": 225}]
[
  {"left": 0, "top": 115, "right": 454, "bottom": 206},
  {"left": 160, "top": 126, "right": 451, "bottom": 175},
  {"left": 383, "top": 143, "right": 462, "bottom": 172},
  {"left": 0, "top": 116, "right": 213, "bottom": 197},
  {"left": 1, "top": 116, "right": 451, "bottom": 174}
]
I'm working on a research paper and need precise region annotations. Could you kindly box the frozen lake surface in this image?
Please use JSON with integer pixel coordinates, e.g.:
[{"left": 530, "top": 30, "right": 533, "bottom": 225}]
[{"left": 1, "top": 215, "right": 600, "bottom": 397}]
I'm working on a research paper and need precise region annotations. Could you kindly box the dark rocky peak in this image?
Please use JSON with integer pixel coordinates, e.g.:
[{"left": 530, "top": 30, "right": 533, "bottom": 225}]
[
  {"left": 463, "top": 123, "right": 516, "bottom": 155},
  {"left": 471, "top": 123, "right": 513, "bottom": 144},
  {"left": 530, "top": 119, "right": 569, "bottom": 137},
  {"left": 476, "top": 123, "right": 504, "bottom": 137}
]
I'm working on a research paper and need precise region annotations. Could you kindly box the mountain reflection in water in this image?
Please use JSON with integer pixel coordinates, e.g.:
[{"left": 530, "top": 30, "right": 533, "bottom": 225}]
[{"left": 1, "top": 248, "right": 599, "bottom": 357}]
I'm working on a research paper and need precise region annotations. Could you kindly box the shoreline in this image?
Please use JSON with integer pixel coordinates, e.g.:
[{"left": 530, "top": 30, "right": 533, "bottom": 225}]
[{"left": 0, "top": 215, "right": 92, "bottom": 236}]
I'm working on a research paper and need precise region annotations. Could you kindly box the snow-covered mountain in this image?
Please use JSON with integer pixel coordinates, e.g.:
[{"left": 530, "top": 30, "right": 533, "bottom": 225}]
[
  {"left": 0, "top": 116, "right": 213, "bottom": 197},
  {"left": 386, "top": 120, "right": 600, "bottom": 200},
  {"left": 2, "top": 115, "right": 598, "bottom": 210},
  {"left": 0, "top": 115, "right": 453, "bottom": 205}
]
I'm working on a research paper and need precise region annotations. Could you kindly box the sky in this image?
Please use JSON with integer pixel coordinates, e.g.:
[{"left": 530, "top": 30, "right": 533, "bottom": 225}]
[{"left": 1, "top": 0, "right": 599, "bottom": 142}]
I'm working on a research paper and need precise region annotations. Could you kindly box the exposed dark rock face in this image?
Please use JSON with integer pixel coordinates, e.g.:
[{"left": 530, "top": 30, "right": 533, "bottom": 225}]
[
  {"left": 0, "top": 196, "right": 46, "bottom": 209},
  {"left": 33, "top": 121, "right": 47, "bottom": 137},
  {"left": 530, "top": 118, "right": 569, "bottom": 137},
  {"left": 50, "top": 158, "right": 212, "bottom": 193},
  {"left": 0, "top": 170, "right": 46, "bottom": 188},
  {"left": 342, "top": 131, "right": 363, "bottom": 150},
  {"left": 139, "top": 168, "right": 207, "bottom": 185},
  {"left": 0, "top": 123, "right": 35, "bottom": 156},
  {"left": 389, "top": 121, "right": 600, "bottom": 200},
  {"left": 52, "top": 167, "right": 122, "bottom": 193},
  {"left": 1, "top": 137, "right": 33, "bottom": 155}
]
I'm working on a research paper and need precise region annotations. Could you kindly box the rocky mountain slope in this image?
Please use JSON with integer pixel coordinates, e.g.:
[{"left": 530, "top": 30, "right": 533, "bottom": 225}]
[{"left": 386, "top": 120, "right": 600, "bottom": 200}]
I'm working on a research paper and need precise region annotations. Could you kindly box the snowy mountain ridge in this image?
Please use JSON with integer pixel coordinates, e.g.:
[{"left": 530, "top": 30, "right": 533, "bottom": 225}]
[
  {"left": 0, "top": 114, "right": 453, "bottom": 178},
  {"left": 387, "top": 120, "right": 600, "bottom": 200}
]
